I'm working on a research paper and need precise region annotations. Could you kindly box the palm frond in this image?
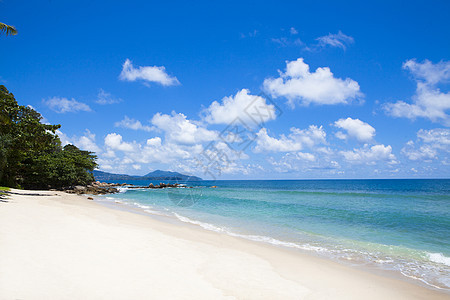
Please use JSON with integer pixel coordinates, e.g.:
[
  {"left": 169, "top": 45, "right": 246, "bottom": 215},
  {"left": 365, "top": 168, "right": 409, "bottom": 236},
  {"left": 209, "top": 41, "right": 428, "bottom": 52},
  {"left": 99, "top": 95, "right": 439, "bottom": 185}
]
[{"left": 0, "top": 22, "right": 17, "bottom": 36}]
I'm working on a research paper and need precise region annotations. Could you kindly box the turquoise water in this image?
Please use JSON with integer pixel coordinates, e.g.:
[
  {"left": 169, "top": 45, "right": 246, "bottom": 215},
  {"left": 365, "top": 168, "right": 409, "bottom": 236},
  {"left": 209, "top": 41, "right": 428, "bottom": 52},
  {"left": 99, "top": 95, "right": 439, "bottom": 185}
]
[{"left": 98, "top": 179, "right": 450, "bottom": 290}]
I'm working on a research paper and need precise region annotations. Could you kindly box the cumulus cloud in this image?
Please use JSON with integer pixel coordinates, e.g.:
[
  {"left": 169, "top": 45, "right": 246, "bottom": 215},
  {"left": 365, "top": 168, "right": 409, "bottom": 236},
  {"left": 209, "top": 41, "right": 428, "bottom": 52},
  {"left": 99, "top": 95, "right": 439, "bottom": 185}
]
[
  {"left": 119, "top": 59, "right": 180, "bottom": 86},
  {"left": 43, "top": 97, "right": 91, "bottom": 113},
  {"left": 136, "top": 138, "right": 209, "bottom": 166},
  {"left": 334, "top": 117, "right": 375, "bottom": 142},
  {"left": 96, "top": 89, "right": 122, "bottom": 105},
  {"left": 104, "top": 133, "right": 136, "bottom": 152},
  {"left": 96, "top": 112, "right": 230, "bottom": 174},
  {"left": 401, "top": 128, "right": 450, "bottom": 161},
  {"left": 56, "top": 129, "right": 101, "bottom": 153},
  {"left": 203, "top": 89, "right": 278, "bottom": 126},
  {"left": 152, "top": 112, "right": 218, "bottom": 144},
  {"left": 115, "top": 116, "right": 154, "bottom": 132},
  {"left": 254, "top": 125, "right": 326, "bottom": 152},
  {"left": 316, "top": 31, "right": 354, "bottom": 50},
  {"left": 340, "top": 144, "right": 396, "bottom": 164},
  {"left": 75, "top": 130, "right": 101, "bottom": 152},
  {"left": 384, "top": 59, "right": 450, "bottom": 125},
  {"left": 139, "top": 140, "right": 200, "bottom": 164},
  {"left": 264, "top": 58, "right": 362, "bottom": 107},
  {"left": 100, "top": 136, "right": 203, "bottom": 170}
]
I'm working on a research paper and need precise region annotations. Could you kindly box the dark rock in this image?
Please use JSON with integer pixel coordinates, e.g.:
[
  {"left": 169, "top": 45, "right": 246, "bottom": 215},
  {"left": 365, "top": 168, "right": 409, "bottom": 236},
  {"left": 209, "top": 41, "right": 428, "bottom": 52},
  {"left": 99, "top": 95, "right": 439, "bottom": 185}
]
[{"left": 64, "top": 181, "right": 119, "bottom": 195}]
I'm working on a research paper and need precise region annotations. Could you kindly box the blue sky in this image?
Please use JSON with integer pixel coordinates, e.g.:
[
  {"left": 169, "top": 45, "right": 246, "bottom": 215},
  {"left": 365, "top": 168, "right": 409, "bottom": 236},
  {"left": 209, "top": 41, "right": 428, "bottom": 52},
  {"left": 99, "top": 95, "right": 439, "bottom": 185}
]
[{"left": 1, "top": 0, "right": 449, "bottom": 179}]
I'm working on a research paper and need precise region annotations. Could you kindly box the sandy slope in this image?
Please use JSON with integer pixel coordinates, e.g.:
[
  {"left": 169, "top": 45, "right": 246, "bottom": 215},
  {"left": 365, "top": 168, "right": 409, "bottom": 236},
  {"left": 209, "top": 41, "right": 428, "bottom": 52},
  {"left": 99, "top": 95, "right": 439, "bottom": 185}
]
[{"left": 0, "top": 189, "right": 447, "bottom": 299}]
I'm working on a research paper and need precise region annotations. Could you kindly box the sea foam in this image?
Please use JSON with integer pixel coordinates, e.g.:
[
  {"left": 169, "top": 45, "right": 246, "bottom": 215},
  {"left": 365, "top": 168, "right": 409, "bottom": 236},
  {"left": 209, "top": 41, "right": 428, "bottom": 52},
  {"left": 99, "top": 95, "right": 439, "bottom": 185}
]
[{"left": 428, "top": 252, "right": 450, "bottom": 267}]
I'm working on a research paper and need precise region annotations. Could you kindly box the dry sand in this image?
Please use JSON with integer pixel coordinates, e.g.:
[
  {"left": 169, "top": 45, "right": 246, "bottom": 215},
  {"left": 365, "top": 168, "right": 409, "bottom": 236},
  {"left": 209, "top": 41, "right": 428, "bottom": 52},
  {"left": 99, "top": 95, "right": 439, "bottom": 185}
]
[{"left": 0, "top": 189, "right": 447, "bottom": 299}]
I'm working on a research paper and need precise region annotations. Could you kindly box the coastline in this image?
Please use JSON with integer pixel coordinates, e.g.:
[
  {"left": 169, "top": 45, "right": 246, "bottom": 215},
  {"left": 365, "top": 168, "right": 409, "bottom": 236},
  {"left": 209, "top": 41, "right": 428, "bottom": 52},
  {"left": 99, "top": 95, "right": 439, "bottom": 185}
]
[{"left": 0, "top": 189, "right": 447, "bottom": 299}]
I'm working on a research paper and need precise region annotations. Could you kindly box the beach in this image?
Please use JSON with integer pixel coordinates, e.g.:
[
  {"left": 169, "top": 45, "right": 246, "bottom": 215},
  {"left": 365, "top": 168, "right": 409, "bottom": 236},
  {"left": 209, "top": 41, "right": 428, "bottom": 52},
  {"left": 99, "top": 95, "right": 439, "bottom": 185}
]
[{"left": 0, "top": 189, "right": 447, "bottom": 299}]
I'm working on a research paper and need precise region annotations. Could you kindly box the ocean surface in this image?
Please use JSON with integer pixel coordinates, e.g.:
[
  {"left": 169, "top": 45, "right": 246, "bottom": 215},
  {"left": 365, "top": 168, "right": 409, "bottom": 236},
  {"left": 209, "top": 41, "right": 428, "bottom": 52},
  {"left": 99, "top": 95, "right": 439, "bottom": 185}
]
[{"left": 97, "top": 179, "right": 450, "bottom": 290}]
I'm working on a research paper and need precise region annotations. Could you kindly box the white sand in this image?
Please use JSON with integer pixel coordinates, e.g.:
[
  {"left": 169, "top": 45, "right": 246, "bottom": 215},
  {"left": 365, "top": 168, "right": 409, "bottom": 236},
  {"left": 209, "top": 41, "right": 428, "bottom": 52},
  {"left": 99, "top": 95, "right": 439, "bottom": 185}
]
[{"left": 0, "top": 189, "right": 447, "bottom": 299}]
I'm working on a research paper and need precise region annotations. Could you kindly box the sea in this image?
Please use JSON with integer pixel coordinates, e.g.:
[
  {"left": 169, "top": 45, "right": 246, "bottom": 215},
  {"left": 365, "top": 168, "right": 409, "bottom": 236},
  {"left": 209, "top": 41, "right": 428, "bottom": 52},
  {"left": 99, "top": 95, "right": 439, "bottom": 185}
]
[{"left": 96, "top": 179, "right": 450, "bottom": 290}]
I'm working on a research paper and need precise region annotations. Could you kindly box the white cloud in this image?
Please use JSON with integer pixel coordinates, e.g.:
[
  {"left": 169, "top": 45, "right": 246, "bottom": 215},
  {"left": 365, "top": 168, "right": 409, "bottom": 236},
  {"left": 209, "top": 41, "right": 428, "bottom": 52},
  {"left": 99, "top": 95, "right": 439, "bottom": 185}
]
[
  {"left": 115, "top": 116, "right": 154, "bottom": 132},
  {"left": 56, "top": 129, "right": 101, "bottom": 153},
  {"left": 122, "top": 157, "right": 134, "bottom": 164},
  {"left": 95, "top": 112, "right": 227, "bottom": 174},
  {"left": 146, "top": 137, "right": 162, "bottom": 147},
  {"left": 271, "top": 37, "right": 303, "bottom": 47},
  {"left": 97, "top": 158, "right": 114, "bottom": 170},
  {"left": 401, "top": 128, "right": 450, "bottom": 161},
  {"left": 401, "top": 142, "right": 437, "bottom": 161},
  {"left": 119, "top": 59, "right": 180, "bottom": 86},
  {"left": 254, "top": 128, "right": 302, "bottom": 152},
  {"left": 384, "top": 59, "right": 450, "bottom": 125},
  {"left": 100, "top": 136, "right": 201, "bottom": 169},
  {"left": 203, "top": 89, "right": 277, "bottom": 126},
  {"left": 264, "top": 58, "right": 362, "bottom": 107},
  {"left": 290, "top": 27, "right": 298, "bottom": 35},
  {"left": 152, "top": 112, "right": 218, "bottom": 144},
  {"left": 43, "top": 97, "right": 91, "bottom": 113},
  {"left": 340, "top": 144, "right": 396, "bottom": 164},
  {"left": 138, "top": 140, "right": 201, "bottom": 164},
  {"left": 104, "top": 133, "right": 136, "bottom": 152},
  {"left": 56, "top": 130, "right": 71, "bottom": 146},
  {"left": 96, "top": 89, "right": 122, "bottom": 105},
  {"left": 267, "top": 152, "right": 340, "bottom": 174},
  {"left": 75, "top": 130, "right": 101, "bottom": 153},
  {"left": 316, "top": 31, "right": 354, "bottom": 50},
  {"left": 334, "top": 117, "right": 375, "bottom": 142},
  {"left": 403, "top": 59, "right": 450, "bottom": 85},
  {"left": 293, "top": 152, "right": 315, "bottom": 162},
  {"left": 103, "top": 149, "right": 116, "bottom": 158},
  {"left": 254, "top": 125, "right": 326, "bottom": 152},
  {"left": 417, "top": 128, "right": 450, "bottom": 148}
]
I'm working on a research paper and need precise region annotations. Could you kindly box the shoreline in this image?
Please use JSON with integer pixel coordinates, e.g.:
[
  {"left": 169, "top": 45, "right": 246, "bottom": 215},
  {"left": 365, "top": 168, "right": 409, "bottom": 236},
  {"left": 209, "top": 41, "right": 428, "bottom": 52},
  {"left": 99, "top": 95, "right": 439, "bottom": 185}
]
[
  {"left": 96, "top": 193, "right": 448, "bottom": 291},
  {"left": 96, "top": 192, "right": 450, "bottom": 293},
  {"left": 0, "top": 189, "right": 448, "bottom": 299}
]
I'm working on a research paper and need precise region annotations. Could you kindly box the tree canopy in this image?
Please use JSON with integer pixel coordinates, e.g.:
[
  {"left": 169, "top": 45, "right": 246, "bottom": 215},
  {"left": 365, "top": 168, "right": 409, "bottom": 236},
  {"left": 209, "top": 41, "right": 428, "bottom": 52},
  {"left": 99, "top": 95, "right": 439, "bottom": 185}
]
[
  {"left": 0, "top": 85, "right": 97, "bottom": 189},
  {"left": 0, "top": 22, "right": 17, "bottom": 36}
]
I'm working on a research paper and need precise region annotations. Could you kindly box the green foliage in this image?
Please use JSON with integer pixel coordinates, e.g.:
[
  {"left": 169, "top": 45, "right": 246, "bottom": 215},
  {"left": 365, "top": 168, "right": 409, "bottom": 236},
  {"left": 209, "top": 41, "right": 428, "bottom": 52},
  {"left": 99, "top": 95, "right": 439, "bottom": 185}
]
[
  {"left": 0, "top": 85, "right": 97, "bottom": 189},
  {"left": 0, "top": 22, "right": 17, "bottom": 36}
]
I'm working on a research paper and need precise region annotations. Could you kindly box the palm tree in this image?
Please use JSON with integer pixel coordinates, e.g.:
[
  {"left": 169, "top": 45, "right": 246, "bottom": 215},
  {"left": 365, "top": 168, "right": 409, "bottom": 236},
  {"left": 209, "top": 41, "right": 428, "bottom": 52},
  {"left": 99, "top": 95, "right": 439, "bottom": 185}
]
[{"left": 0, "top": 22, "right": 17, "bottom": 36}]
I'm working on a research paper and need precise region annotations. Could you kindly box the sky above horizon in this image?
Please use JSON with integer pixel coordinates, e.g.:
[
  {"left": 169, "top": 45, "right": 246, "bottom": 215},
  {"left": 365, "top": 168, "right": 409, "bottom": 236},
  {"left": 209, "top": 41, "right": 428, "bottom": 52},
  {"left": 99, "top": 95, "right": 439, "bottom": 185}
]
[{"left": 1, "top": 0, "right": 450, "bottom": 179}]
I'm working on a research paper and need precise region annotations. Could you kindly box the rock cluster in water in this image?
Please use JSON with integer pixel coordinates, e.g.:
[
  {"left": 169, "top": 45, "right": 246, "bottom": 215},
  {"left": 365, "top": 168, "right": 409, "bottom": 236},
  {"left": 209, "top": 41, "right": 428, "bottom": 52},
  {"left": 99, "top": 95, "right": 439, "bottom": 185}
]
[
  {"left": 63, "top": 181, "right": 195, "bottom": 195},
  {"left": 64, "top": 181, "right": 127, "bottom": 195},
  {"left": 126, "top": 182, "right": 193, "bottom": 189},
  {"left": 147, "top": 183, "right": 190, "bottom": 189}
]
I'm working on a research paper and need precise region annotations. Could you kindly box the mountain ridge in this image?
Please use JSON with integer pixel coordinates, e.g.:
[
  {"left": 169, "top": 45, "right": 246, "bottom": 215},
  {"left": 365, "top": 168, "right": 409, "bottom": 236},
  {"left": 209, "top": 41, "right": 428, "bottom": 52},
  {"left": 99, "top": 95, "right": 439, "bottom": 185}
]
[{"left": 92, "top": 170, "right": 202, "bottom": 181}]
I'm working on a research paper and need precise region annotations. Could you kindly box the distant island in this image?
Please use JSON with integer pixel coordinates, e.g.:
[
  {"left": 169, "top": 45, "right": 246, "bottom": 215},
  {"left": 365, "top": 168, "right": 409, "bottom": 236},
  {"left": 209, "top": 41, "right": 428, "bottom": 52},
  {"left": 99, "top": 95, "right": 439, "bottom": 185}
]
[{"left": 92, "top": 170, "right": 202, "bottom": 182}]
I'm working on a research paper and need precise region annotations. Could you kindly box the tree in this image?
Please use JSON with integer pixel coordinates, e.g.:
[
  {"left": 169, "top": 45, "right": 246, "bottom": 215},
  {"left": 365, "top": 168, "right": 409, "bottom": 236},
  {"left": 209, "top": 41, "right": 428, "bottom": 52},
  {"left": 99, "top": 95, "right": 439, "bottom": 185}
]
[
  {"left": 0, "top": 85, "right": 97, "bottom": 189},
  {"left": 0, "top": 22, "right": 17, "bottom": 36}
]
